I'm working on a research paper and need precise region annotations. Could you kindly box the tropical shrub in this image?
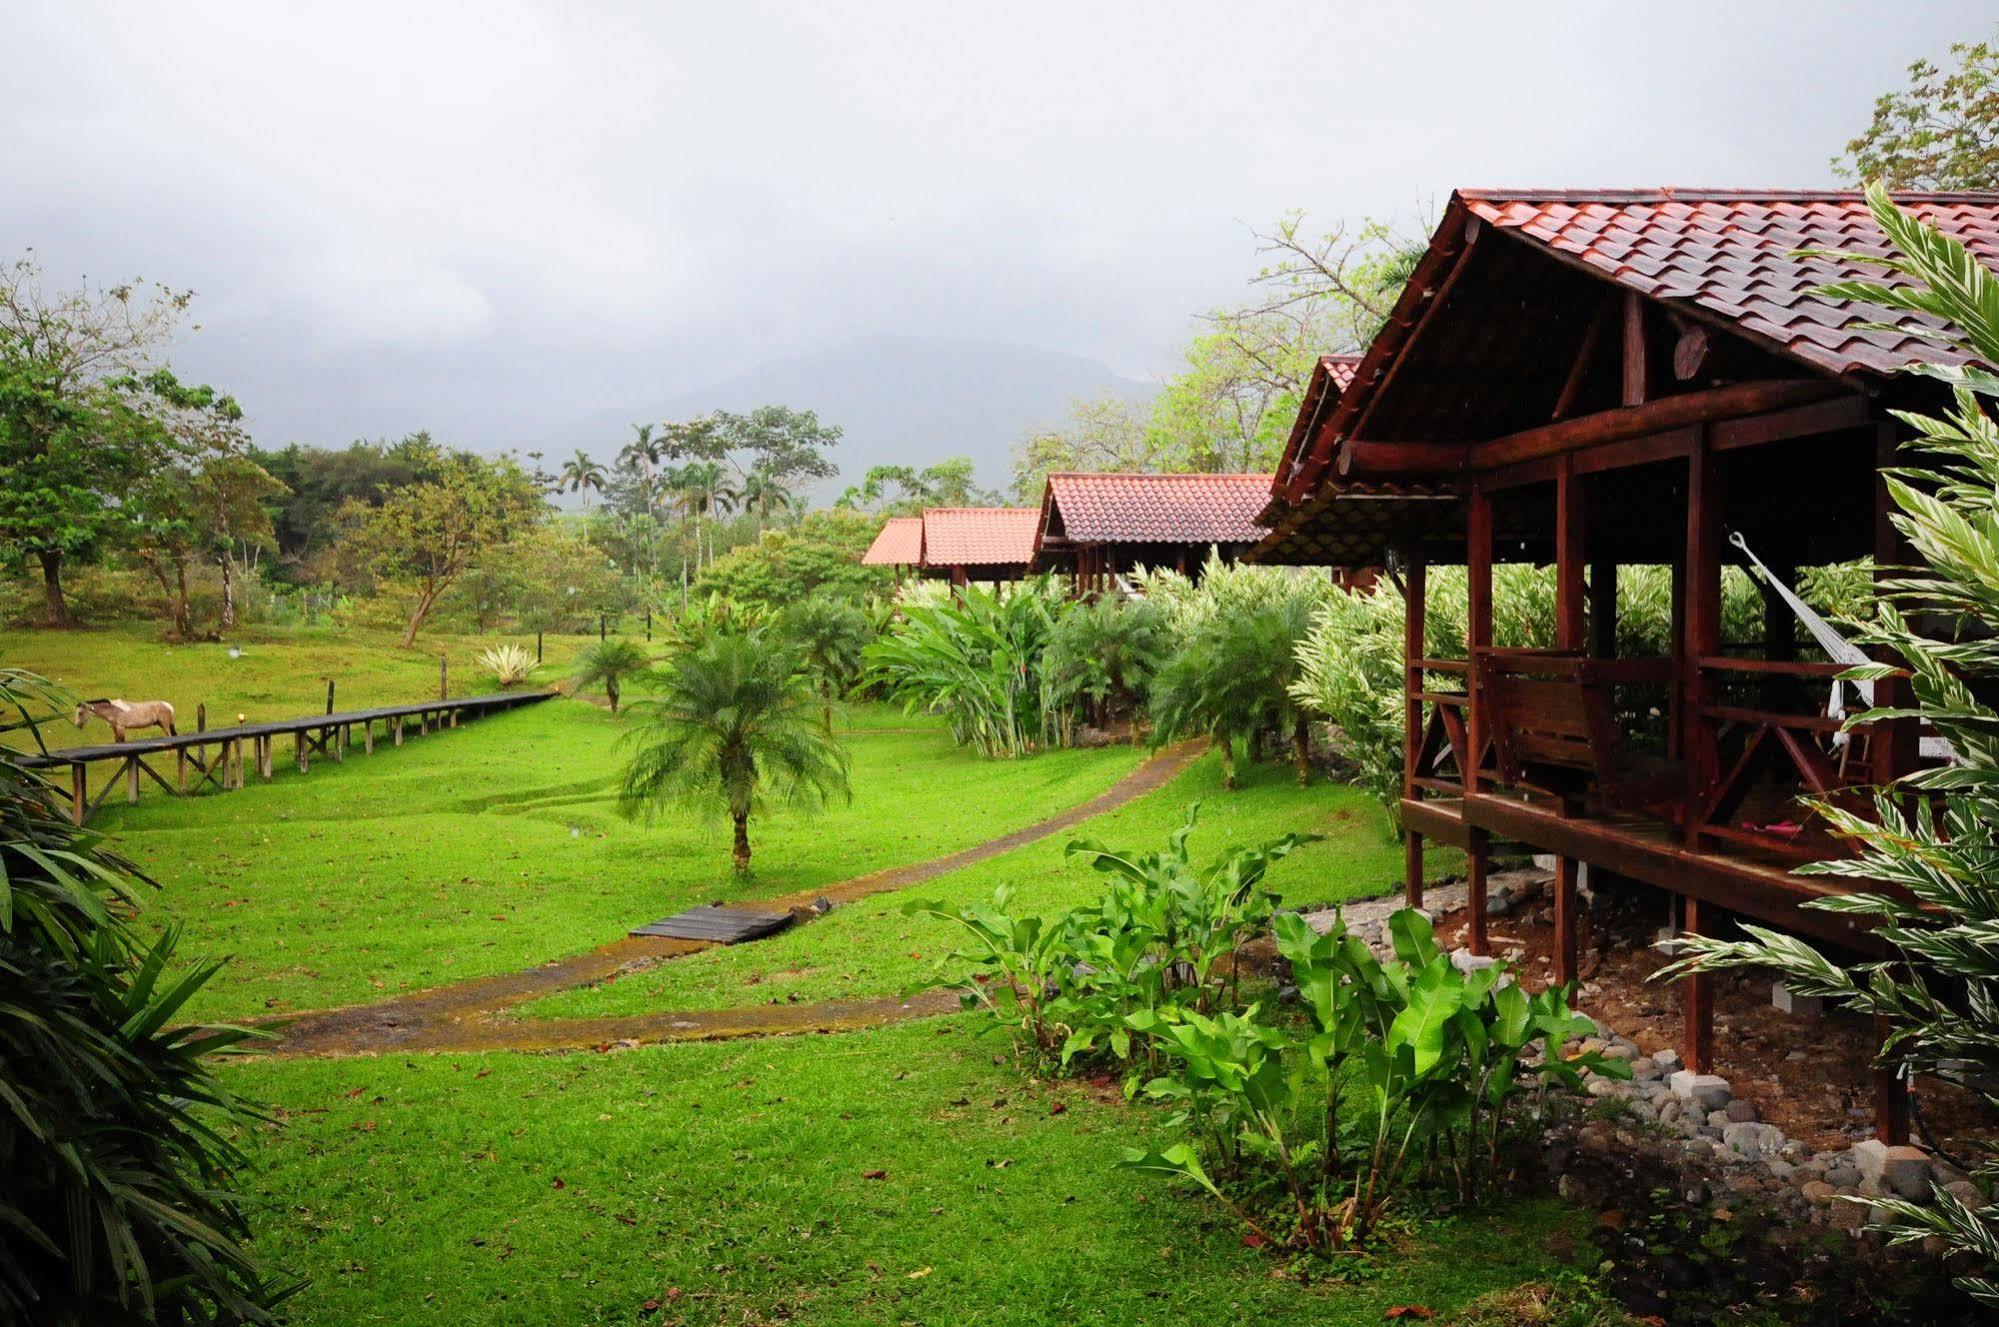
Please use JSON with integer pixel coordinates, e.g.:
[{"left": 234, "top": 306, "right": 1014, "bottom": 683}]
[
  {"left": 1663, "top": 185, "right": 1999, "bottom": 1309},
  {"left": 0, "top": 670, "right": 295, "bottom": 1323},
  {"left": 777, "top": 595, "right": 873, "bottom": 730},
  {"left": 865, "top": 578, "right": 1072, "bottom": 757},
  {"left": 1127, "top": 907, "right": 1624, "bottom": 1254},
  {"left": 619, "top": 623, "right": 850, "bottom": 875},
  {"left": 907, "top": 805, "right": 1307, "bottom": 1071},
  {"left": 476, "top": 642, "right": 539, "bottom": 687},
  {"left": 690, "top": 509, "right": 890, "bottom": 611},
  {"left": 568, "top": 636, "right": 654, "bottom": 714},
  {"left": 1041, "top": 593, "right": 1171, "bottom": 736},
  {"left": 1149, "top": 587, "right": 1319, "bottom": 787}
]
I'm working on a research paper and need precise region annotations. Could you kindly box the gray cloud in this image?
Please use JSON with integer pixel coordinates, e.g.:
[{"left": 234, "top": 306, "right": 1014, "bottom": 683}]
[{"left": 5, "top": 0, "right": 1988, "bottom": 463}]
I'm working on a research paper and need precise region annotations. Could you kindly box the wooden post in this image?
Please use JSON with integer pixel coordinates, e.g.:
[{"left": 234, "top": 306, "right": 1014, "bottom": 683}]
[
  {"left": 197, "top": 703, "right": 207, "bottom": 732},
  {"left": 125, "top": 755, "right": 139, "bottom": 805},
  {"left": 260, "top": 734, "right": 273, "bottom": 780},
  {"left": 646, "top": 610, "right": 652, "bottom": 642},
  {"left": 1683, "top": 895, "right": 1714, "bottom": 1074},
  {"left": 1555, "top": 458, "right": 1587, "bottom": 652},
  {"left": 1621, "top": 291, "right": 1648, "bottom": 407},
  {"left": 1683, "top": 429, "right": 1721, "bottom": 846},
  {"left": 536, "top": 631, "right": 544, "bottom": 663},
  {"left": 1873, "top": 1014, "right": 1911, "bottom": 1144},
  {"left": 1553, "top": 856, "right": 1578, "bottom": 985},
  {"left": 71, "top": 764, "right": 86, "bottom": 827},
  {"left": 325, "top": 679, "right": 335, "bottom": 715},
  {"left": 363, "top": 719, "right": 374, "bottom": 755},
  {"left": 394, "top": 716, "right": 405, "bottom": 747},
  {"left": 599, "top": 615, "right": 607, "bottom": 641},
  {"left": 1402, "top": 556, "right": 1428, "bottom": 907},
  {"left": 440, "top": 654, "right": 448, "bottom": 701},
  {"left": 1465, "top": 486, "right": 1494, "bottom": 795},
  {"left": 1466, "top": 829, "right": 1490, "bottom": 956},
  {"left": 296, "top": 731, "right": 308, "bottom": 774}
]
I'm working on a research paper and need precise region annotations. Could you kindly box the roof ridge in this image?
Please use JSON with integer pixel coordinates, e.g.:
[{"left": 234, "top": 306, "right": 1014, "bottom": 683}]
[{"left": 1457, "top": 187, "right": 1999, "bottom": 204}]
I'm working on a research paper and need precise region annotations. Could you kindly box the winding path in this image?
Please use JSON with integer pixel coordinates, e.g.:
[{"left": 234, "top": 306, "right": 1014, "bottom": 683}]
[{"left": 266, "top": 740, "right": 1203, "bottom": 1057}]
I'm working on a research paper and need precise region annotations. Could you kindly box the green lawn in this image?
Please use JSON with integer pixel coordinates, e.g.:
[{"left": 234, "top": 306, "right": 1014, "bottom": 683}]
[
  {"left": 522, "top": 750, "right": 1454, "bottom": 1020},
  {"left": 9, "top": 627, "right": 1561, "bottom": 1325},
  {"left": 226, "top": 1021, "right": 1580, "bottom": 1326},
  {"left": 96, "top": 699, "right": 1143, "bottom": 1021}
]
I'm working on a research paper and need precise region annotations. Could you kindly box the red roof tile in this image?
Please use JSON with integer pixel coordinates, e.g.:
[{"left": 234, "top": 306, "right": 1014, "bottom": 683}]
[
  {"left": 1323, "top": 354, "right": 1361, "bottom": 391},
  {"left": 861, "top": 516, "right": 923, "bottom": 566},
  {"left": 1044, "top": 472, "right": 1274, "bottom": 544},
  {"left": 920, "top": 508, "right": 1040, "bottom": 566},
  {"left": 1458, "top": 188, "right": 1999, "bottom": 379}
]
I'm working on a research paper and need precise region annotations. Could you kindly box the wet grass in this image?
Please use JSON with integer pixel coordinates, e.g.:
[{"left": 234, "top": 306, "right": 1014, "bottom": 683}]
[{"left": 226, "top": 1019, "right": 1581, "bottom": 1326}]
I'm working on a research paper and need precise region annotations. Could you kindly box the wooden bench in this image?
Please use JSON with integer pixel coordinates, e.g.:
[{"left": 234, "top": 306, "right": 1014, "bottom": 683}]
[{"left": 1475, "top": 650, "right": 1680, "bottom": 815}]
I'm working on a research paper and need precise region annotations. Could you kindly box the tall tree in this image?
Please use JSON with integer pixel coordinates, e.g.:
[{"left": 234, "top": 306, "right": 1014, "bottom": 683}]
[
  {"left": 838, "top": 457, "right": 997, "bottom": 512},
  {"left": 0, "top": 255, "right": 202, "bottom": 625},
  {"left": 1011, "top": 396, "right": 1157, "bottom": 502},
  {"left": 709, "top": 405, "right": 842, "bottom": 487},
  {"left": 1837, "top": 30, "right": 1999, "bottom": 189},
  {"left": 334, "top": 448, "right": 543, "bottom": 646},
  {"left": 739, "top": 466, "right": 796, "bottom": 526},
  {"left": 559, "top": 450, "right": 607, "bottom": 508}
]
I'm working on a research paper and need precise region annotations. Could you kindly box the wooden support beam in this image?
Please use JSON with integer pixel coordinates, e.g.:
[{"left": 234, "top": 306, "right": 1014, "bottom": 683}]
[
  {"left": 1404, "top": 832, "right": 1425, "bottom": 910},
  {"left": 1466, "top": 828, "right": 1490, "bottom": 956},
  {"left": 1621, "top": 291, "right": 1648, "bottom": 406},
  {"left": 71, "top": 764, "right": 86, "bottom": 827},
  {"left": 126, "top": 755, "right": 140, "bottom": 805},
  {"left": 1683, "top": 895, "right": 1715, "bottom": 1074},
  {"left": 1470, "top": 380, "right": 1842, "bottom": 473},
  {"left": 1555, "top": 459, "right": 1587, "bottom": 651},
  {"left": 1465, "top": 487, "right": 1494, "bottom": 795},
  {"left": 1873, "top": 1014, "right": 1911, "bottom": 1145},
  {"left": 1552, "top": 291, "right": 1616, "bottom": 421},
  {"left": 1553, "top": 856, "right": 1578, "bottom": 985},
  {"left": 363, "top": 719, "right": 374, "bottom": 755},
  {"left": 1403, "top": 556, "right": 1429, "bottom": 908},
  {"left": 1683, "top": 428, "right": 1722, "bottom": 845}
]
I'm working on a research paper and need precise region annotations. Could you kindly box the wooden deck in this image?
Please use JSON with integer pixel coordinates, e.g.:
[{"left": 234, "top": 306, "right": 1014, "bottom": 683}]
[{"left": 15, "top": 690, "right": 553, "bottom": 824}]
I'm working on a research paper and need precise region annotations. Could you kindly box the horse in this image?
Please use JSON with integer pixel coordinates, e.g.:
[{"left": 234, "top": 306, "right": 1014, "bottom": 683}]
[{"left": 74, "top": 698, "right": 177, "bottom": 743}]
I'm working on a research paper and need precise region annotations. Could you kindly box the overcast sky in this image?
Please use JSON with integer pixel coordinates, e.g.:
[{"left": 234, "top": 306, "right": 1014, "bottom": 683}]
[{"left": 6, "top": 2, "right": 1990, "bottom": 458}]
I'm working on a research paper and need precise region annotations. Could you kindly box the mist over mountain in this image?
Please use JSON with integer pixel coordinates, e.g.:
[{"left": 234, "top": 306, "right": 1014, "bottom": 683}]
[{"left": 559, "top": 337, "right": 1154, "bottom": 501}]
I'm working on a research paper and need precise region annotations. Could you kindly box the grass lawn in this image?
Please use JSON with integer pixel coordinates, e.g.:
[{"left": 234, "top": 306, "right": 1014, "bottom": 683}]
[
  {"left": 226, "top": 1020, "right": 1581, "bottom": 1326},
  {"left": 94, "top": 698, "right": 1143, "bottom": 1021},
  {"left": 523, "top": 750, "right": 1459, "bottom": 1020}
]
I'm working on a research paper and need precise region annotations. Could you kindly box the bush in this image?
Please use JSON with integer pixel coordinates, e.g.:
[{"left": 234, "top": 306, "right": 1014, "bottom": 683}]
[
  {"left": 1042, "top": 593, "right": 1171, "bottom": 734},
  {"left": 0, "top": 670, "right": 295, "bottom": 1322},
  {"left": 476, "top": 643, "right": 540, "bottom": 687}
]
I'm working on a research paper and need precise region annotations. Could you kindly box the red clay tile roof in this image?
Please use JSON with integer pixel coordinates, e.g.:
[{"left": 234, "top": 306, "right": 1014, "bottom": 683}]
[
  {"left": 861, "top": 516, "right": 923, "bottom": 566},
  {"left": 920, "top": 507, "right": 1040, "bottom": 566},
  {"left": 1323, "top": 353, "right": 1361, "bottom": 391},
  {"left": 1044, "top": 472, "right": 1274, "bottom": 544},
  {"left": 1460, "top": 189, "right": 1999, "bottom": 379}
]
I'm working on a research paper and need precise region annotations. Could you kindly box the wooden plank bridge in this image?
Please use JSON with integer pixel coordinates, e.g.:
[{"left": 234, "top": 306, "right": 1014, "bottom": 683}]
[{"left": 16, "top": 690, "right": 553, "bottom": 825}]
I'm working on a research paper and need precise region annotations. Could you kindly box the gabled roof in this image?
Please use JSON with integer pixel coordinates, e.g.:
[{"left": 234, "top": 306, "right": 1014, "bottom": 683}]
[
  {"left": 861, "top": 516, "right": 923, "bottom": 566},
  {"left": 1270, "top": 355, "right": 1364, "bottom": 500},
  {"left": 1279, "top": 187, "right": 1999, "bottom": 505},
  {"left": 1457, "top": 189, "right": 1999, "bottom": 380},
  {"left": 920, "top": 507, "right": 1040, "bottom": 566},
  {"left": 1041, "top": 472, "right": 1274, "bottom": 546}
]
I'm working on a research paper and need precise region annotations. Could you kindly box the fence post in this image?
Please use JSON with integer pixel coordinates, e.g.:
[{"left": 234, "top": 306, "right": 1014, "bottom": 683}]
[
  {"left": 600, "top": 615, "right": 607, "bottom": 642},
  {"left": 196, "top": 703, "right": 207, "bottom": 733},
  {"left": 646, "top": 610, "right": 652, "bottom": 641},
  {"left": 325, "top": 679, "right": 335, "bottom": 715},
  {"left": 536, "top": 631, "right": 543, "bottom": 664},
  {"left": 439, "top": 654, "right": 448, "bottom": 701}
]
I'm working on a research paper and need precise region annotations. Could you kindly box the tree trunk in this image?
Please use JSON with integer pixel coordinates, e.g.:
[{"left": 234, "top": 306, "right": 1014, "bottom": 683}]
[
  {"left": 173, "top": 562, "right": 192, "bottom": 639},
  {"left": 219, "top": 554, "right": 236, "bottom": 629},
  {"left": 607, "top": 678, "right": 621, "bottom": 715},
  {"left": 401, "top": 588, "right": 438, "bottom": 649},
  {"left": 731, "top": 811, "right": 752, "bottom": 876},
  {"left": 1292, "top": 717, "right": 1313, "bottom": 786},
  {"left": 1218, "top": 733, "right": 1237, "bottom": 790},
  {"left": 38, "top": 549, "right": 70, "bottom": 627}
]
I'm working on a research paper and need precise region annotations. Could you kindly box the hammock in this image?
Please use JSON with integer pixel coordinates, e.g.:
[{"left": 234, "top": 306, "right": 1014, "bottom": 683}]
[{"left": 1728, "top": 531, "right": 1955, "bottom": 763}]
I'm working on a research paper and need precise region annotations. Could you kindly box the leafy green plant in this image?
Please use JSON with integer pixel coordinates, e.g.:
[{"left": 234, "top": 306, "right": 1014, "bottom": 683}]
[
  {"left": 619, "top": 624, "right": 850, "bottom": 875},
  {"left": 568, "top": 636, "right": 654, "bottom": 714},
  {"left": 476, "top": 642, "right": 540, "bottom": 687},
  {"left": 1127, "top": 906, "right": 1623, "bottom": 1255},
  {"left": 1149, "top": 591, "right": 1317, "bottom": 787},
  {"left": 865, "top": 578, "right": 1072, "bottom": 757},
  {"left": 1663, "top": 183, "right": 1999, "bottom": 1310},
  {"left": 906, "top": 805, "right": 1307, "bottom": 1069},
  {"left": 1041, "top": 593, "right": 1170, "bottom": 738},
  {"left": 0, "top": 669, "right": 296, "bottom": 1322},
  {"left": 777, "top": 595, "right": 873, "bottom": 731}
]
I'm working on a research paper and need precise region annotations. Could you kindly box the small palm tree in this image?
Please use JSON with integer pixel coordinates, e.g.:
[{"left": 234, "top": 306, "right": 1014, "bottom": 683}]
[
  {"left": 779, "top": 596, "right": 873, "bottom": 731},
  {"left": 740, "top": 467, "right": 795, "bottom": 526},
  {"left": 619, "top": 627, "right": 850, "bottom": 875},
  {"left": 560, "top": 451, "right": 608, "bottom": 508},
  {"left": 570, "top": 637, "right": 654, "bottom": 714},
  {"left": 1149, "top": 597, "right": 1316, "bottom": 789}
]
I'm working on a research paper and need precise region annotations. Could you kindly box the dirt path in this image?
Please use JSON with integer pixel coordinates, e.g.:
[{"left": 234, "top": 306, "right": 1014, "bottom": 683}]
[{"left": 266, "top": 740, "right": 1202, "bottom": 1057}]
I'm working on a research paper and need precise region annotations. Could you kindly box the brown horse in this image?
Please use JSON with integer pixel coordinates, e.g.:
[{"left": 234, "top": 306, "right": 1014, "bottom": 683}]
[{"left": 74, "top": 698, "right": 177, "bottom": 742}]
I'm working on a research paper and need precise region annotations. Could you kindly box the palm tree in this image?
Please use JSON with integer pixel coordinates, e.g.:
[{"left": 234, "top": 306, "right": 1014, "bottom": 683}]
[
  {"left": 619, "top": 627, "right": 850, "bottom": 875},
  {"left": 740, "top": 467, "right": 795, "bottom": 528},
  {"left": 675, "top": 460, "right": 741, "bottom": 572},
  {"left": 570, "top": 637, "right": 654, "bottom": 714},
  {"left": 560, "top": 450, "right": 608, "bottom": 508},
  {"left": 778, "top": 597, "right": 872, "bottom": 731}
]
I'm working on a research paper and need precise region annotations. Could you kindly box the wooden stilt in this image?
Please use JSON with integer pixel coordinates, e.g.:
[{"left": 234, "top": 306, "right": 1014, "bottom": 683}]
[
  {"left": 1466, "top": 828, "right": 1490, "bottom": 956},
  {"left": 394, "top": 717, "right": 405, "bottom": 747},
  {"left": 71, "top": 764, "right": 86, "bottom": 827},
  {"left": 1873, "top": 1014, "right": 1910, "bottom": 1144},
  {"left": 1465, "top": 488, "right": 1493, "bottom": 793},
  {"left": 1402, "top": 556, "right": 1428, "bottom": 909},
  {"left": 125, "top": 755, "right": 139, "bottom": 805},
  {"left": 363, "top": 719, "right": 374, "bottom": 755},
  {"left": 1553, "top": 856, "right": 1578, "bottom": 984},
  {"left": 1404, "top": 831, "right": 1425, "bottom": 908},
  {"left": 1683, "top": 895, "right": 1714, "bottom": 1074}
]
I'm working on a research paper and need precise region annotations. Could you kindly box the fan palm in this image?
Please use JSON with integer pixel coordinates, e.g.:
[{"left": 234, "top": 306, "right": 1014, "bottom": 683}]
[
  {"left": 619, "top": 627, "right": 850, "bottom": 875},
  {"left": 570, "top": 636, "right": 654, "bottom": 714}
]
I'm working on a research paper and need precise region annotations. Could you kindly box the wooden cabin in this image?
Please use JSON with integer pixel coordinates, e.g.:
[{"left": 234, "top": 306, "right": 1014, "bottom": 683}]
[
  {"left": 917, "top": 507, "right": 1040, "bottom": 586},
  {"left": 1031, "top": 471, "right": 1274, "bottom": 593},
  {"left": 1252, "top": 188, "right": 1999, "bottom": 1143}
]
